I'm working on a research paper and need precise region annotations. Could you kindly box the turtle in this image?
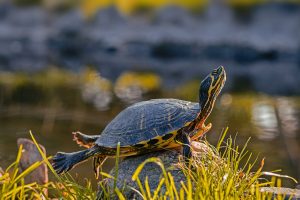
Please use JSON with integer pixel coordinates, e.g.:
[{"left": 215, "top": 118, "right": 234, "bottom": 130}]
[{"left": 52, "top": 66, "right": 226, "bottom": 177}]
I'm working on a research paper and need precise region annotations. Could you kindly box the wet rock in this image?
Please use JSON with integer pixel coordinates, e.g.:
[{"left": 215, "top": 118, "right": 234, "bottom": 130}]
[
  {"left": 98, "top": 141, "right": 215, "bottom": 199},
  {"left": 17, "top": 138, "right": 48, "bottom": 185},
  {"left": 204, "top": 1, "right": 233, "bottom": 22},
  {"left": 52, "top": 9, "right": 84, "bottom": 30},
  {"left": 103, "top": 150, "right": 184, "bottom": 199},
  {"left": 123, "top": 41, "right": 152, "bottom": 57},
  {"left": 91, "top": 6, "right": 126, "bottom": 27},
  {"left": 151, "top": 41, "right": 197, "bottom": 59},
  {"left": 0, "top": 3, "right": 299, "bottom": 94},
  {"left": 250, "top": 3, "right": 300, "bottom": 52},
  {"left": 0, "top": 5, "right": 48, "bottom": 71},
  {"left": 203, "top": 44, "right": 258, "bottom": 62},
  {"left": 153, "top": 5, "right": 195, "bottom": 26},
  {"left": 48, "top": 9, "right": 85, "bottom": 69},
  {"left": 0, "top": 2, "right": 13, "bottom": 20},
  {"left": 5, "top": 6, "right": 47, "bottom": 26},
  {"left": 202, "top": 44, "right": 278, "bottom": 63}
]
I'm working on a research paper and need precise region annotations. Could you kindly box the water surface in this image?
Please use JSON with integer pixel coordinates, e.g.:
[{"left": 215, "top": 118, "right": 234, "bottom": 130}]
[{"left": 0, "top": 93, "right": 299, "bottom": 186}]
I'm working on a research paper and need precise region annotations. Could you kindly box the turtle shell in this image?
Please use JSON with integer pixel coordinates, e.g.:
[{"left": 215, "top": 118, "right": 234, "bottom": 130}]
[{"left": 95, "top": 98, "right": 200, "bottom": 148}]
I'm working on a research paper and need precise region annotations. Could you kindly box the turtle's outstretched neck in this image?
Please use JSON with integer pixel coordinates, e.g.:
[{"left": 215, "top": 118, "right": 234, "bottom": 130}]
[
  {"left": 198, "top": 66, "right": 226, "bottom": 124},
  {"left": 52, "top": 146, "right": 99, "bottom": 174}
]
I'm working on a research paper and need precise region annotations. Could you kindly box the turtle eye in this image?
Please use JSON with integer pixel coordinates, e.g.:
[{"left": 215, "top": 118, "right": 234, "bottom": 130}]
[
  {"left": 212, "top": 66, "right": 224, "bottom": 76},
  {"left": 212, "top": 70, "right": 217, "bottom": 75}
]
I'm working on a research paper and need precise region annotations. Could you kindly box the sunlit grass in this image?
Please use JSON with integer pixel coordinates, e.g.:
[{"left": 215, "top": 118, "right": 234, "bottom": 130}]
[
  {"left": 1, "top": 129, "right": 295, "bottom": 199},
  {"left": 0, "top": 145, "right": 47, "bottom": 199},
  {"left": 80, "top": 0, "right": 209, "bottom": 16},
  {"left": 115, "top": 72, "right": 161, "bottom": 94},
  {"left": 228, "top": 0, "right": 300, "bottom": 7},
  {"left": 79, "top": 0, "right": 300, "bottom": 17},
  {"left": 0, "top": 132, "right": 97, "bottom": 199}
]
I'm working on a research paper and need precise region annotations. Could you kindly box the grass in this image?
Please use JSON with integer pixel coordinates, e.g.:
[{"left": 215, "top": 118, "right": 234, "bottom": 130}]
[
  {"left": 80, "top": 0, "right": 209, "bottom": 16},
  {"left": 79, "top": 0, "right": 300, "bottom": 17},
  {"left": 0, "top": 129, "right": 297, "bottom": 199}
]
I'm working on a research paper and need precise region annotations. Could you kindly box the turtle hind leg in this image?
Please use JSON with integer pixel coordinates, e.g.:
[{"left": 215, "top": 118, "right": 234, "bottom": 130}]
[
  {"left": 72, "top": 131, "right": 99, "bottom": 148},
  {"left": 52, "top": 146, "right": 99, "bottom": 174}
]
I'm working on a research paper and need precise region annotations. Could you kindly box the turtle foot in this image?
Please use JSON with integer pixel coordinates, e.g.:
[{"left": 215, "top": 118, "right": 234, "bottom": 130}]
[
  {"left": 72, "top": 131, "right": 94, "bottom": 148},
  {"left": 52, "top": 152, "right": 75, "bottom": 174}
]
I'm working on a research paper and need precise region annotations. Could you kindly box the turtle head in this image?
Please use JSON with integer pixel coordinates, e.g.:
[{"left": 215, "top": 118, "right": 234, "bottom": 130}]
[{"left": 198, "top": 66, "right": 226, "bottom": 123}]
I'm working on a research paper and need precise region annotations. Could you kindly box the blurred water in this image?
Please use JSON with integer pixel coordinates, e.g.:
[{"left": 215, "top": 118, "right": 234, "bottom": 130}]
[{"left": 0, "top": 92, "right": 299, "bottom": 186}]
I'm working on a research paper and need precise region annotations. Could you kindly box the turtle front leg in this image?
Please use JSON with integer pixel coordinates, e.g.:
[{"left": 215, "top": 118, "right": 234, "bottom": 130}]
[
  {"left": 182, "top": 132, "right": 192, "bottom": 163},
  {"left": 175, "top": 131, "right": 192, "bottom": 163}
]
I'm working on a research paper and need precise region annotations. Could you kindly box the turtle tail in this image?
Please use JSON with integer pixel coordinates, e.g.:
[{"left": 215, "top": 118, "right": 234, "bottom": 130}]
[{"left": 52, "top": 146, "right": 99, "bottom": 174}]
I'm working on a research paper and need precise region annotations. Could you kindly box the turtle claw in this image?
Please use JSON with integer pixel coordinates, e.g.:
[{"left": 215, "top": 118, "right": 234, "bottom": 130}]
[
  {"left": 55, "top": 166, "right": 65, "bottom": 175},
  {"left": 52, "top": 152, "right": 65, "bottom": 162},
  {"left": 72, "top": 131, "right": 86, "bottom": 148},
  {"left": 205, "top": 123, "right": 212, "bottom": 131},
  {"left": 72, "top": 132, "right": 83, "bottom": 145}
]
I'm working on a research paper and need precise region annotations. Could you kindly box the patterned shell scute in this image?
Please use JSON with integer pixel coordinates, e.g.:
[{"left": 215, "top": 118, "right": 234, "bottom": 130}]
[{"left": 95, "top": 99, "right": 200, "bottom": 147}]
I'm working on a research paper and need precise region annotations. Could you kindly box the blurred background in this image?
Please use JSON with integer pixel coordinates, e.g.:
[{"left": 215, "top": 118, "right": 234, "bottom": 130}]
[{"left": 0, "top": 0, "right": 299, "bottom": 187}]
